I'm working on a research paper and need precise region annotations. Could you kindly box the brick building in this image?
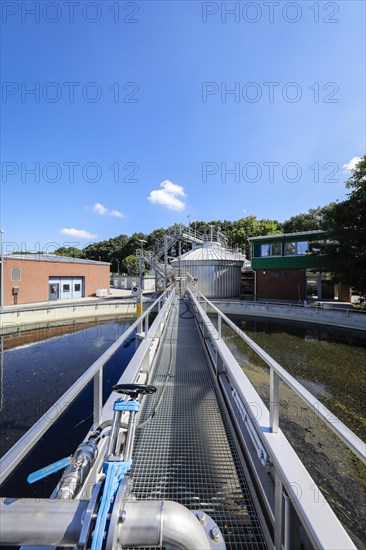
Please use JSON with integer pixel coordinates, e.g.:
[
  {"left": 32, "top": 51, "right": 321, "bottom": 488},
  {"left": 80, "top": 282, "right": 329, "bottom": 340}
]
[
  {"left": 248, "top": 231, "right": 351, "bottom": 302},
  {"left": 1, "top": 254, "right": 110, "bottom": 306}
]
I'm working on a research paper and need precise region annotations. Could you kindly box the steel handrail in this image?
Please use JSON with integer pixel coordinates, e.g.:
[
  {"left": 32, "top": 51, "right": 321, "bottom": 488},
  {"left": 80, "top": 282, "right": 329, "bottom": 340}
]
[
  {"left": 188, "top": 286, "right": 366, "bottom": 466},
  {"left": 211, "top": 299, "right": 366, "bottom": 316},
  {"left": 0, "top": 298, "right": 137, "bottom": 316},
  {"left": 0, "top": 288, "right": 175, "bottom": 486}
]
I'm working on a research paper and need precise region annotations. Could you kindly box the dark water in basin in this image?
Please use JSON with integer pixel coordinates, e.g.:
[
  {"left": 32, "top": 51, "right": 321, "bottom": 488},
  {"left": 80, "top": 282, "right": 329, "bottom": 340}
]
[
  {"left": 222, "top": 315, "right": 366, "bottom": 549},
  {"left": 0, "top": 319, "right": 136, "bottom": 498}
]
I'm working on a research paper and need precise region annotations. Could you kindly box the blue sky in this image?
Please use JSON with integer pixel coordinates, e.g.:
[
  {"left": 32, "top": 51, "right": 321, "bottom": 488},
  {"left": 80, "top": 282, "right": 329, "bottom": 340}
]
[{"left": 1, "top": 0, "right": 365, "bottom": 252}]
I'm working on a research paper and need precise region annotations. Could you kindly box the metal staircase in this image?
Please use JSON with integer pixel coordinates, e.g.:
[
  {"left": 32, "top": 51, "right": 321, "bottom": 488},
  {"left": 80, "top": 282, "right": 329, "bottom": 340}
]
[
  {"left": 136, "top": 223, "right": 242, "bottom": 285},
  {"left": 136, "top": 224, "right": 205, "bottom": 283}
]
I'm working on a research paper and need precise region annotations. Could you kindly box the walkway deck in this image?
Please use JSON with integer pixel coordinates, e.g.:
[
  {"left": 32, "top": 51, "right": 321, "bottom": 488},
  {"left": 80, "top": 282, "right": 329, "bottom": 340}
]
[{"left": 130, "top": 299, "right": 267, "bottom": 549}]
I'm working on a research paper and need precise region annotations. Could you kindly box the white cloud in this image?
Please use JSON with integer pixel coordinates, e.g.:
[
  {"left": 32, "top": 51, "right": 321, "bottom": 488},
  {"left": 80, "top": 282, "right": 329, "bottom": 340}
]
[
  {"left": 109, "top": 209, "right": 124, "bottom": 218},
  {"left": 90, "top": 202, "right": 108, "bottom": 215},
  {"left": 88, "top": 202, "right": 124, "bottom": 218},
  {"left": 343, "top": 156, "right": 361, "bottom": 173},
  {"left": 147, "top": 180, "right": 186, "bottom": 211},
  {"left": 60, "top": 228, "right": 97, "bottom": 239}
]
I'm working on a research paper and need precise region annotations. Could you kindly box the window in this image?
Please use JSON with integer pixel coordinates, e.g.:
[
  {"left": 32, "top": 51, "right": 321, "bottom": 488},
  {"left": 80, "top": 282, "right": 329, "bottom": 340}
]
[
  {"left": 296, "top": 241, "right": 308, "bottom": 255},
  {"left": 260, "top": 244, "right": 271, "bottom": 257},
  {"left": 271, "top": 242, "right": 282, "bottom": 256},
  {"left": 260, "top": 242, "right": 282, "bottom": 256},
  {"left": 63, "top": 284, "right": 70, "bottom": 292},
  {"left": 284, "top": 242, "right": 296, "bottom": 255},
  {"left": 284, "top": 241, "right": 309, "bottom": 255},
  {"left": 11, "top": 268, "right": 21, "bottom": 281},
  {"left": 74, "top": 284, "right": 81, "bottom": 292}
]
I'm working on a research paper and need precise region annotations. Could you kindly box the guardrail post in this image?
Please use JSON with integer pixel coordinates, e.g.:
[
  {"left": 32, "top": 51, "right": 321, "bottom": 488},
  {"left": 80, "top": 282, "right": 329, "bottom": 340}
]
[
  {"left": 145, "top": 313, "right": 149, "bottom": 339},
  {"left": 283, "top": 493, "right": 291, "bottom": 550},
  {"left": 93, "top": 369, "right": 103, "bottom": 430},
  {"left": 274, "top": 471, "right": 283, "bottom": 550},
  {"left": 218, "top": 314, "right": 222, "bottom": 340},
  {"left": 270, "top": 368, "right": 279, "bottom": 433}
]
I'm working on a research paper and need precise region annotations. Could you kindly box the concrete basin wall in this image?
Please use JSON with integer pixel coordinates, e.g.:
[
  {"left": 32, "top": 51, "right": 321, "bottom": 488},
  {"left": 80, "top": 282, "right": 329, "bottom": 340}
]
[
  {"left": 0, "top": 301, "right": 138, "bottom": 335},
  {"left": 209, "top": 301, "right": 366, "bottom": 332}
]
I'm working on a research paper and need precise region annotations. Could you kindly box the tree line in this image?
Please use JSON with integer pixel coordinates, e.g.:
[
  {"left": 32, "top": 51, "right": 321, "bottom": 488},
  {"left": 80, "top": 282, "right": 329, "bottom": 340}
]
[{"left": 55, "top": 156, "right": 366, "bottom": 296}]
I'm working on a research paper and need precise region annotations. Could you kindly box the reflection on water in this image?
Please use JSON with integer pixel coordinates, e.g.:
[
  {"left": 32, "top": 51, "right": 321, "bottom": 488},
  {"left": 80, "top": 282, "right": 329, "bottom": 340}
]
[
  {"left": 0, "top": 319, "right": 134, "bottom": 459},
  {"left": 223, "top": 315, "right": 366, "bottom": 549}
]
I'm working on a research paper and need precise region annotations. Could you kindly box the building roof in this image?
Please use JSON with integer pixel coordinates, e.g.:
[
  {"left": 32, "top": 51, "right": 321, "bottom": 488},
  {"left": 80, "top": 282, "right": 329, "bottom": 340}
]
[
  {"left": 171, "top": 242, "right": 247, "bottom": 264},
  {"left": 248, "top": 230, "right": 328, "bottom": 243},
  {"left": 5, "top": 254, "right": 110, "bottom": 266}
]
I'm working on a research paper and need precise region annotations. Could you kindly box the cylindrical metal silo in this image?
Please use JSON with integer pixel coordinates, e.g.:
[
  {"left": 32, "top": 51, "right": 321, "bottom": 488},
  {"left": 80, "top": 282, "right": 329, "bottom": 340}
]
[{"left": 171, "top": 242, "right": 246, "bottom": 298}]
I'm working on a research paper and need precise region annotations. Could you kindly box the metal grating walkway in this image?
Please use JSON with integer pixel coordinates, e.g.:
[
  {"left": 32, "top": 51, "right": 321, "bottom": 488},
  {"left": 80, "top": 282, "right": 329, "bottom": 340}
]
[{"left": 130, "top": 299, "right": 267, "bottom": 549}]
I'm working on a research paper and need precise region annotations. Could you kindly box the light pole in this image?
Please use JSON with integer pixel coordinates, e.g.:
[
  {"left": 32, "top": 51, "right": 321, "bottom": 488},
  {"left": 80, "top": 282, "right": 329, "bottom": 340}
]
[{"left": 0, "top": 230, "right": 4, "bottom": 312}]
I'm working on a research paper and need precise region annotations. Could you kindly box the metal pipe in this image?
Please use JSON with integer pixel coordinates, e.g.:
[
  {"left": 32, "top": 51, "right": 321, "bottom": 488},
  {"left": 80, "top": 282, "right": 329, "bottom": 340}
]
[
  {"left": 117, "top": 501, "right": 211, "bottom": 549},
  {"left": 56, "top": 439, "right": 99, "bottom": 499},
  {"left": 123, "top": 410, "right": 137, "bottom": 461},
  {"left": 0, "top": 498, "right": 88, "bottom": 547},
  {"left": 106, "top": 409, "right": 122, "bottom": 457}
]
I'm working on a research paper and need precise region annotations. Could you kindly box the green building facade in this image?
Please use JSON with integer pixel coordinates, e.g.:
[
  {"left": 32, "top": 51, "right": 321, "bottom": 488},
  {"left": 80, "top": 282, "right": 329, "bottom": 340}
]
[{"left": 248, "top": 231, "right": 350, "bottom": 302}]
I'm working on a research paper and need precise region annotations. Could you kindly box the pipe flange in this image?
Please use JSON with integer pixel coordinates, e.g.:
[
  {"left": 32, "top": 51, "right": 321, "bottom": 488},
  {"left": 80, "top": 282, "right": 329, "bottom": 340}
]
[
  {"left": 77, "top": 481, "right": 103, "bottom": 550},
  {"left": 192, "top": 511, "right": 226, "bottom": 549},
  {"left": 105, "top": 477, "right": 132, "bottom": 550}
]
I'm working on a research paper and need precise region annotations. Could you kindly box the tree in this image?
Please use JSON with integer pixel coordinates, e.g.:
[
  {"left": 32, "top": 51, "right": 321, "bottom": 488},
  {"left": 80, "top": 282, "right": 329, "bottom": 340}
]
[
  {"left": 122, "top": 233, "right": 149, "bottom": 258},
  {"left": 322, "top": 156, "right": 366, "bottom": 296},
  {"left": 121, "top": 255, "right": 140, "bottom": 275},
  {"left": 231, "top": 216, "right": 282, "bottom": 255},
  {"left": 282, "top": 204, "right": 337, "bottom": 233},
  {"left": 53, "top": 246, "right": 84, "bottom": 258}
]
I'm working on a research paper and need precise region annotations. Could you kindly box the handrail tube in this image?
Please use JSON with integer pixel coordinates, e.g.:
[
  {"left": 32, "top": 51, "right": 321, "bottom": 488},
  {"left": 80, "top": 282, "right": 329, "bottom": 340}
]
[
  {"left": 0, "top": 298, "right": 137, "bottom": 316},
  {"left": 0, "top": 289, "right": 173, "bottom": 486},
  {"left": 211, "top": 299, "right": 366, "bottom": 316},
  {"left": 189, "top": 287, "right": 366, "bottom": 466}
]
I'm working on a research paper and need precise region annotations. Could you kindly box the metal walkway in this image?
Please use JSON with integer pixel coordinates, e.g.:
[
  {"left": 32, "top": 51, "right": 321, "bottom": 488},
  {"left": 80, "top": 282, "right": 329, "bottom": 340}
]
[{"left": 130, "top": 298, "right": 267, "bottom": 549}]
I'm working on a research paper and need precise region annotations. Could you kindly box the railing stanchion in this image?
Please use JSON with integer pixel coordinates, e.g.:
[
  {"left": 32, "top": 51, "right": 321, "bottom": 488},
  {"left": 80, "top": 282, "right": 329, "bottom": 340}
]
[
  {"left": 93, "top": 369, "right": 103, "bottom": 430},
  {"left": 145, "top": 313, "right": 149, "bottom": 339},
  {"left": 270, "top": 368, "right": 280, "bottom": 433},
  {"left": 274, "top": 471, "right": 283, "bottom": 550},
  {"left": 283, "top": 493, "right": 291, "bottom": 550},
  {"left": 218, "top": 314, "right": 222, "bottom": 340}
]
